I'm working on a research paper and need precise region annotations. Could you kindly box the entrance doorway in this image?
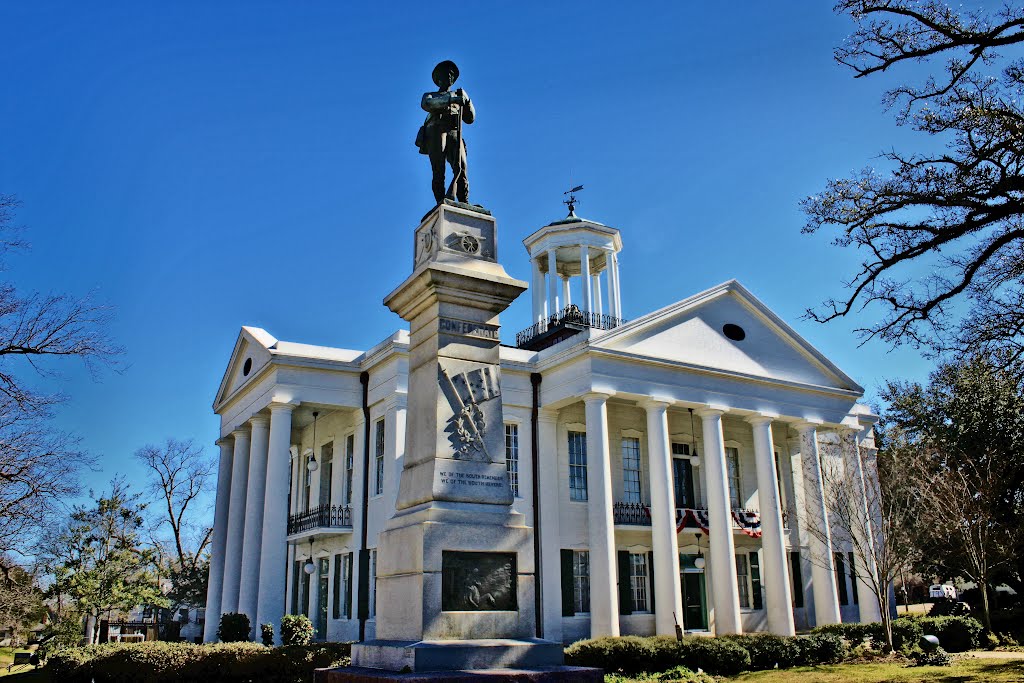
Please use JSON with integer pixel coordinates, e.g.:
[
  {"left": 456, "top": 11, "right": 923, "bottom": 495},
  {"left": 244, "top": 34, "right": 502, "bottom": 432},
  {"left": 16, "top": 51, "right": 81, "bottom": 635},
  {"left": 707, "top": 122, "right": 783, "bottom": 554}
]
[{"left": 679, "top": 553, "right": 708, "bottom": 631}]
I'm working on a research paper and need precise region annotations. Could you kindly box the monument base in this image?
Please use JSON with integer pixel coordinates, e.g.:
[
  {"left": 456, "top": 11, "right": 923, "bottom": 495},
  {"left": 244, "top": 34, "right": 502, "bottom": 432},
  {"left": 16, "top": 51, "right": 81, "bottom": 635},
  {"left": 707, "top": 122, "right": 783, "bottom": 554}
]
[
  {"left": 351, "top": 638, "right": 563, "bottom": 672},
  {"left": 317, "top": 664, "right": 601, "bottom": 683}
]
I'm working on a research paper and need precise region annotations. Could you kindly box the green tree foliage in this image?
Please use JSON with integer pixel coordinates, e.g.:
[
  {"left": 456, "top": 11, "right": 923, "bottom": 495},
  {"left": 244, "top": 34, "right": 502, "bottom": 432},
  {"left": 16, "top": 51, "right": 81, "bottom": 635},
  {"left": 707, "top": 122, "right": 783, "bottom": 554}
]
[
  {"left": 880, "top": 352, "right": 1024, "bottom": 628},
  {"left": 280, "top": 614, "right": 314, "bottom": 646},
  {"left": 803, "top": 3, "right": 1024, "bottom": 356},
  {"left": 44, "top": 479, "right": 167, "bottom": 642},
  {"left": 0, "top": 556, "right": 46, "bottom": 645}
]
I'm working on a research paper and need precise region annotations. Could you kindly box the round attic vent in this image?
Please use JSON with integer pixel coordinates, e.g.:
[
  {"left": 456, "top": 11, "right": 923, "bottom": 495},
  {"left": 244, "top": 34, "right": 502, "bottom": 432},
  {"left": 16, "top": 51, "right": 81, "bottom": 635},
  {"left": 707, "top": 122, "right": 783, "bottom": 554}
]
[
  {"left": 243, "top": 358, "right": 253, "bottom": 376},
  {"left": 722, "top": 324, "right": 746, "bottom": 341}
]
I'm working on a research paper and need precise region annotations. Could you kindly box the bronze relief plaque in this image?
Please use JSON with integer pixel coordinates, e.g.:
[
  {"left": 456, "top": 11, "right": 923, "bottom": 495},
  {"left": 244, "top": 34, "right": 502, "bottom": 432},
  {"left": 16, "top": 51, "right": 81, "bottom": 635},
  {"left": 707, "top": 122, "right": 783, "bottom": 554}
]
[{"left": 441, "top": 551, "right": 517, "bottom": 611}]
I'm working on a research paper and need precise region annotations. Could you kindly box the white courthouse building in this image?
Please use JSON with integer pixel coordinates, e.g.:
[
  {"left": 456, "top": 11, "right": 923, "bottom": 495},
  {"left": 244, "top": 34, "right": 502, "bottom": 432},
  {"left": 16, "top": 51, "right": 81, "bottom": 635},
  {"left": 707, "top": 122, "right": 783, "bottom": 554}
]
[{"left": 203, "top": 210, "right": 884, "bottom": 645}]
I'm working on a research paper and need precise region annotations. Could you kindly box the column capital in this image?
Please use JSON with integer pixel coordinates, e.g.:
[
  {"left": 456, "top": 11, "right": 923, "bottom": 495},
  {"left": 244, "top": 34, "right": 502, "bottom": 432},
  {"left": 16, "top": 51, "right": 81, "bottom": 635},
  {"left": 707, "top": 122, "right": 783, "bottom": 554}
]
[
  {"left": 216, "top": 436, "right": 233, "bottom": 448},
  {"left": 269, "top": 401, "right": 297, "bottom": 414},
  {"left": 582, "top": 391, "right": 613, "bottom": 405},
  {"left": 637, "top": 397, "right": 672, "bottom": 412},
  {"left": 695, "top": 405, "right": 729, "bottom": 418},
  {"left": 745, "top": 413, "right": 777, "bottom": 426},
  {"left": 792, "top": 419, "right": 823, "bottom": 435},
  {"left": 230, "top": 427, "right": 251, "bottom": 440},
  {"left": 249, "top": 415, "right": 270, "bottom": 428},
  {"left": 538, "top": 408, "right": 559, "bottom": 425}
]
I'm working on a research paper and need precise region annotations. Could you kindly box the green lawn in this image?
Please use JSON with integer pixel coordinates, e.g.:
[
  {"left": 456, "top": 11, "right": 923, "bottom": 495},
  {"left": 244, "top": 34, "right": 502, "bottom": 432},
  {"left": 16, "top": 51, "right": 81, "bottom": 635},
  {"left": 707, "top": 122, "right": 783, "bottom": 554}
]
[{"left": 725, "top": 658, "right": 1024, "bottom": 683}]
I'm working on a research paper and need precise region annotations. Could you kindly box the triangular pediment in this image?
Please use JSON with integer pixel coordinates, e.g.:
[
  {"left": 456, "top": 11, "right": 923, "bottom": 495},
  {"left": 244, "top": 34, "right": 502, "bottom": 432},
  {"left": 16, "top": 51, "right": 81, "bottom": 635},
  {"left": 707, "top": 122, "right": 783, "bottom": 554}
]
[
  {"left": 594, "top": 281, "right": 862, "bottom": 392},
  {"left": 213, "top": 326, "right": 278, "bottom": 409}
]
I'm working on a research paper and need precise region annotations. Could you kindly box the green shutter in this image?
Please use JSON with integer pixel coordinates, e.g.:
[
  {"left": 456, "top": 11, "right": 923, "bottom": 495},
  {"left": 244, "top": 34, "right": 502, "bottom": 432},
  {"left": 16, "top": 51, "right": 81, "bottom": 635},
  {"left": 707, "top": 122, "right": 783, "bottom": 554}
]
[
  {"left": 790, "top": 551, "right": 804, "bottom": 608},
  {"left": 357, "top": 549, "right": 371, "bottom": 620},
  {"left": 345, "top": 553, "right": 354, "bottom": 619},
  {"left": 749, "top": 552, "right": 762, "bottom": 610},
  {"left": 560, "top": 550, "right": 575, "bottom": 616},
  {"left": 333, "top": 554, "right": 342, "bottom": 619},
  {"left": 848, "top": 551, "right": 859, "bottom": 605},
  {"left": 291, "top": 560, "right": 300, "bottom": 614},
  {"left": 618, "top": 551, "right": 633, "bottom": 615},
  {"left": 684, "top": 461, "right": 696, "bottom": 508},
  {"left": 834, "top": 552, "right": 849, "bottom": 606},
  {"left": 647, "top": 551, "right": 656, "bottom": 614}
]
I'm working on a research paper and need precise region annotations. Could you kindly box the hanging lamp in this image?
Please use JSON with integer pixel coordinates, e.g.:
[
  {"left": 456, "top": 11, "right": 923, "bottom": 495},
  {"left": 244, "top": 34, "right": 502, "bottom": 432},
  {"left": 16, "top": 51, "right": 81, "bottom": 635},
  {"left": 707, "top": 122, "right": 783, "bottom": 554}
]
[
  {"left": 304, "top": 539, "right": 316, "bottom": 575},
  {"left": 694, "top": 532, "right": 706, "bottom": 570},
  {"left": 307, "top": 411, "right": 320, "bottom": 472},
  {"left": 688, "top": 408, "right": 700, "bottom": 468}
]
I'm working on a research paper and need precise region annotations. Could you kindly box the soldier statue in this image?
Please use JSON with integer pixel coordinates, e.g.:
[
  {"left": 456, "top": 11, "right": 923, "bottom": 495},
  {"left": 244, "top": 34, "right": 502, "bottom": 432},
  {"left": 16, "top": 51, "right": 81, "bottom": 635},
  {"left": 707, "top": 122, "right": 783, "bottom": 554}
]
[{"left": 416, "top": 60, "right": 475, "bottom": 205}]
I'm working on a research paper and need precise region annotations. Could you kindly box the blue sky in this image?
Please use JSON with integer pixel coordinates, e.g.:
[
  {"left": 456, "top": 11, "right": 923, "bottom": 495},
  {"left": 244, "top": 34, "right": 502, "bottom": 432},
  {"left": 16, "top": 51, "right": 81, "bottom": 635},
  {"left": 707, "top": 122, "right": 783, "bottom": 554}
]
[{"left": 2, "top": 3, "right": 956, "bottom": 514}]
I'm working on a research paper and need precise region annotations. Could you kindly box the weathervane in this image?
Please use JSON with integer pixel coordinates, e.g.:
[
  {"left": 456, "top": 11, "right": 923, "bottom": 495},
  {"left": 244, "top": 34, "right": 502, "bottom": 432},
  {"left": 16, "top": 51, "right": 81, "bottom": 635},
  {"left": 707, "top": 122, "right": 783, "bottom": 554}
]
[{"left": 563, "top": 184, "right": 584, "bottom": 217}]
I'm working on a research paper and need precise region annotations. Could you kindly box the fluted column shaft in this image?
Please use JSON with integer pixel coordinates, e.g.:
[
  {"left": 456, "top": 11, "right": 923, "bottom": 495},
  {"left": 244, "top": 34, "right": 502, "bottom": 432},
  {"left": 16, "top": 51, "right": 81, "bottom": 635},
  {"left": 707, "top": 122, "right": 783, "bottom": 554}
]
[
  {"left": 698, "top": 408, "right": 742, "bottom": 634},
  {"left": 641, "top": 400, "right": 683, "bottom": 635},
  {"left": 256, "top": 402, "right": 295, "bottom": 643},
  {"left": 584, "top": 393, "right": 619, "bottom": 637},
  {"left": 220, "top": 428, "right": 251, "bottom": 616},
  {"left": 839, "top": 427, "right": 882, "bottom": 623},
  {"left": 797, "top": 423, "right": 842, "bottom": 626},
  {"left": 238, "top": 416, "right": 270, "bottom": 628},
  {"left": 748, "top": 416, "right": 795, "bottom": 635},
  {"left": 203, "top": 438, "right": 234, "bottom": 641}
]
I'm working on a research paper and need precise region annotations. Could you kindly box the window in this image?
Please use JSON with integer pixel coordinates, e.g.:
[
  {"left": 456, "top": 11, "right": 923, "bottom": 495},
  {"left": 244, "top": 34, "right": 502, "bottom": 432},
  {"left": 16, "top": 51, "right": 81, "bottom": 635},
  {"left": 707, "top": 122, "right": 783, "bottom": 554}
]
[
  {"left": 304, "top": 451, "right": 313, "bottom": 511},
  {"left": 789, "top": 551, "right": 804, "bottom": 608},
  {"left": 319, "top": 441, "right": 334, "bottom": 507},
  {"left": 374, "top": 419, "right": 385, "bottom": 496},
  {"left": 317, "top": 558, "right": 329, "bottom": 638},
  {"left": 505, "top": 424, "right": 520, "bottom": 497},
  {"left": 725, "top": 447, "right": 741, "bottom": 509},
  {"left": 834, "top": 552, "right": 849, "bottom": 605},
  {"left": 671, "top": 443, "right": 696, "bottom": 508},
  {"left": 736, "top": 553, "right": 751, "bottom": 608},
  {"left": 196, "top": 608, "right": 205, "bottom": 625},
  {"left": 573, "top": 551, "right": 590, "bottom": 613},
  {"left": 370, "top": 549, "right": 379, "bottom": 616},
  {"left": 568, "top": 431, "right": 588, "bottom": 501},
  {"left": 849, "top": 551, "right": 859, "bottom": 605},
  {"left": 622, "top": 437, "right": 642, "bottom": 503},
  {"left": 630, "top": 553, "right": 650, "bottom": 612},
  {"left": 344, "top": 434, "right": 355, "bottom": 505}
]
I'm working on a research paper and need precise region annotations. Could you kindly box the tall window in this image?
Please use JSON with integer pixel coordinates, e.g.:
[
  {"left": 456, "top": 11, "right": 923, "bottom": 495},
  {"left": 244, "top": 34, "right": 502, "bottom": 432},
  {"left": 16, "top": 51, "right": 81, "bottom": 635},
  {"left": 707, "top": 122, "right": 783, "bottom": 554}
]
[
  {"left": 344, "top": 434, "right": 355, "bottom": 505},
  {"left": 671, "top": 443, "right": 695, "bottom": 508},
  {"left": 622, "top": 437, "right": 642, "bottom": 503},
  {"left": 629, "top": 553, "right": 650, "bottom": 612},
  {"left": 319, "top": 441, "right": 334, "bottom": 507},
  {"left": 334, "top": 553, "right": 352, "bottom": 619},
  {"left": 573, "top": 551, "right": 590, "bottom": 613},
  {"left": 736, "top": 553, "right": 751, "bottom": 609},
  {"left": 834, "top": 552, "right": 849, "bottom": 605},
  {"left": 568, "top": 431, "right": 588, "bottom": 501},
  {"left": 316, "top": 558, "right": 329, "bottom": 638},
  {"left": 304, "top": 451, "right": 313, "bottom": 512},
  {"left": 368, "top": 549, "right": 378, "bottom": 617},
  {"left": 725, "top": 447, "right": 742, "bottom": 509},
  {"left": 374, "top": 419, "right": 385, "bottom": 496},
  {"left": 505, "top": 424, "right": 520, "bottom": 497}
]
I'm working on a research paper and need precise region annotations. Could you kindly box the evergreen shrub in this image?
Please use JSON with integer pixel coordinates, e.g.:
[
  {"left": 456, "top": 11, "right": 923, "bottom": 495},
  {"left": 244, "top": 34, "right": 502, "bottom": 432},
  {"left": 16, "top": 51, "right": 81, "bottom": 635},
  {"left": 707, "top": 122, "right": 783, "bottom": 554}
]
[
  {"left": 280, "top": 614, "right": 315, "bottom": 646},
  {"left": 260, "top": 623, "right": 274, "bottom": 646},
  {"left": 217, "top": 613, "right": 251, "bottom": 643},
  {"left": 812, "top": 618, "right": 924, "bottom": 652},
  {"left": 916, "top": 616, "right": 983, "bottom": 652}
]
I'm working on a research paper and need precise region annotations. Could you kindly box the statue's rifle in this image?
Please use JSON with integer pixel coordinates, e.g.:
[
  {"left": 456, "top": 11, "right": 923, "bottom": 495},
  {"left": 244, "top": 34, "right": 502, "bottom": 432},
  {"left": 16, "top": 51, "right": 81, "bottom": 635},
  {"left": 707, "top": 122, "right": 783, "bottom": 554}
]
[{"left": 450, "top": 89, "right": 465, "bottom": 199}]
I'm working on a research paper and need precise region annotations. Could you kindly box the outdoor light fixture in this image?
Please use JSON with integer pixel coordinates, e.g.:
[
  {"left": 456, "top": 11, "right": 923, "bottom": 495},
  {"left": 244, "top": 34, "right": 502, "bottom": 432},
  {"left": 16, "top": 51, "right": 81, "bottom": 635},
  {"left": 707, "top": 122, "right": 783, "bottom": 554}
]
[
  {"left": 303, "top": 539, "right": 316, "bottom": 575},
  {"left": 688, "top": 408, "right": 700, "bottom": 468},
  {"left": 694, "top": 532, "right": 706, "bottom": 570},
  {"left": 306, "top": 411, "right": 320, "bottom": 473}
]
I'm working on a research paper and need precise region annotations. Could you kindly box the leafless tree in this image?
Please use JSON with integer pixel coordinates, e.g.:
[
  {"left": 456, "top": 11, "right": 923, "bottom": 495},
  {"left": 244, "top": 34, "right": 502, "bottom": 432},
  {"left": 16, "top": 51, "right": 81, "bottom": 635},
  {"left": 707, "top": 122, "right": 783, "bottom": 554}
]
[
  {"left": 135, "top": 439, "right": 214, "bottom": 611},
  {"left": 803, "top": 3, "right": 1024, "bottom": 357}
]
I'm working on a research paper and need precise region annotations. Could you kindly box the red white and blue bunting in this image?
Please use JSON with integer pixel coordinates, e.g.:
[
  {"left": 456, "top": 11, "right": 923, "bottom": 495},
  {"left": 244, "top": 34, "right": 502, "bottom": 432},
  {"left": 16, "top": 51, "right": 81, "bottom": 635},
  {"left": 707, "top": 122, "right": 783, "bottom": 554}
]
[{"left": 732, "top": 510, "right": 762, "bottom": 538}]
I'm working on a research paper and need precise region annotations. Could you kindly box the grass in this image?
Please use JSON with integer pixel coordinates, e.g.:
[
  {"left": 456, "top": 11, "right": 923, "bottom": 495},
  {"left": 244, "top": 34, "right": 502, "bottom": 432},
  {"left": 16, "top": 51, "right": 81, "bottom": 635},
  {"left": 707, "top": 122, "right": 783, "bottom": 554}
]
[{"left": 724, "top": 658, "right": 1024, "bottom": 683}]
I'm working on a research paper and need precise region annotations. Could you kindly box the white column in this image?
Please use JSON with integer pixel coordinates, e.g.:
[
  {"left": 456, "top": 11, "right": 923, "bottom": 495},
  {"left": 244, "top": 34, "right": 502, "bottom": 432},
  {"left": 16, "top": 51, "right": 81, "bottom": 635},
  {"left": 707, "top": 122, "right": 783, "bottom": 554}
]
[
  {"left": 532, "top": 257, "right": 545, "bottom": 325},
  {"left": 584, "top": 393, "right": 619, "bottom": 637},
  {"left": 640, "top": 400, "right": 684, "bottom": 635},
  {"left": 547, "top": 248, "right": 559, "bottom": 318},
  {"left": 561, "top": 276, "right": 571, "bottom": 307},
  {"left": 795, "top": 422, "right": 842, "bottom": 626},
  {"left": 580, "top": 246, "right": 592, "bottom": 312},
  {"left": 237, "top": 416, "right": 270, "bottom": 629},
  {"left": 593, "top": 273, "right": 603, "bottom": 316},
  {"left": 256, "top": 402, "right": 295, "bottom": 644},
  {"left": 203, "top": 437, "right": 234, "bottom": 642},
  {"left": 697, "top": 408, "right": 742, "bottom": 634},
  {"left": 839, "top": 427, "right": 882, "bottom": 623},
  {"left": 609, "top": 250, "right": 622, "bottom": 319},
  {"left": 220, "top": 428, "right": 251, "bottom": 616},
  {"left": 536, "top": 408, "right": 563, "bottom": 642},
  {"left": 747, "top": 416, "right": 796, "bottom": 636}
]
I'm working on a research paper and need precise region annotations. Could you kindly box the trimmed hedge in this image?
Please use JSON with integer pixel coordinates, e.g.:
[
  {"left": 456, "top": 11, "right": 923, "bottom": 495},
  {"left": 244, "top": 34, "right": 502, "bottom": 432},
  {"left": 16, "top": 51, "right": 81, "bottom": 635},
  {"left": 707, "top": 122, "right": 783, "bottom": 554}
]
[
  {"left": 916, "top": 616, "right": 983, "bottom": 652},
  {"left": 217, "top": 613, "right": 251, "bottom": 643},
  {"left": 46, "top": 641, "right": 351, "bottom": 683},
  {"left": 563, "top": 633, "right": 847, "bottom": 676},
  {"left": 812, "top": 616, "right": 982, "bottom": 653}
]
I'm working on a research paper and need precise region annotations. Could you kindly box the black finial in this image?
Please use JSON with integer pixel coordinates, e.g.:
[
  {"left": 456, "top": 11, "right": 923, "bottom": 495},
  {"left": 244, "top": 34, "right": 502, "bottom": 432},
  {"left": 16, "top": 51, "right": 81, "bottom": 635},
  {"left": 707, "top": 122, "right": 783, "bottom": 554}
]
[{"left": 563, "top": 185, "right": 584, "bottom": 217}]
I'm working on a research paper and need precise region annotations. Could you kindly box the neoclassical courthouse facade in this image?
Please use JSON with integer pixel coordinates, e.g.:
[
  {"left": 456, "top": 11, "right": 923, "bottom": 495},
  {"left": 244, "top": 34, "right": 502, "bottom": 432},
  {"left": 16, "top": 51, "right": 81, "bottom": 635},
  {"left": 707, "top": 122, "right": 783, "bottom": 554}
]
[{"left": 203, "top": 212, "right": 884, "bottom": 645}]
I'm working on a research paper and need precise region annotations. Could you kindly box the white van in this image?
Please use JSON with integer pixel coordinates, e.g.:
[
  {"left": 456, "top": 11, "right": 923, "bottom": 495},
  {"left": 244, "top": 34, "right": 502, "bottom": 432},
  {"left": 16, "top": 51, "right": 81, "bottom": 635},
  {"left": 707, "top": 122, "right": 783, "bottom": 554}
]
[{"left": 929, "top": 584, "right": 958, "bottom": 600}]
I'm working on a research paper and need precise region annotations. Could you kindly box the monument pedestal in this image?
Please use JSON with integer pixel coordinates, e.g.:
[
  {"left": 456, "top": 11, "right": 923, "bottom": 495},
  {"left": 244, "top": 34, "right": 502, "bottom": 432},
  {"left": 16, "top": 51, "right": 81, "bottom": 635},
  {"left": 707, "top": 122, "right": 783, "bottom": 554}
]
[{"left": 342, "top": 203, "right": 572, "bottom": 675}]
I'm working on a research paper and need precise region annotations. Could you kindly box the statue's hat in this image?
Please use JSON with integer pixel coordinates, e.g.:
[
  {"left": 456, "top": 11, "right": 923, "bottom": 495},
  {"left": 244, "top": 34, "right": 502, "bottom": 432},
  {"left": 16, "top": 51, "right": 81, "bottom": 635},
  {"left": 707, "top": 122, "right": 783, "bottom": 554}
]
[{"left": 432, "top": 60, "right": 459, "bottom": 87}]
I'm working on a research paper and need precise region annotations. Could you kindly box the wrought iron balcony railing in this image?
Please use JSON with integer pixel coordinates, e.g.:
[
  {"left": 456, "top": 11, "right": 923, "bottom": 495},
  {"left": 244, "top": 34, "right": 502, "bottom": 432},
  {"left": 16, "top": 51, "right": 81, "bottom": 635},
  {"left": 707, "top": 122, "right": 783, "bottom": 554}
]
[
  {"left": 515, "top": 304, "right": 626, "bottom": 349},
  {"left": 287, "top": 503, "right": 352, "bottom": 535}
]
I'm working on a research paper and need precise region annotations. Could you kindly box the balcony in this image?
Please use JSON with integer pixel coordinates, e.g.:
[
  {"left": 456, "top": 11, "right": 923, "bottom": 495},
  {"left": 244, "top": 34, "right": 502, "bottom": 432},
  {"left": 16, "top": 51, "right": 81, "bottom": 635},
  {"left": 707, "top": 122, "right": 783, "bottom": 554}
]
[
  {"left": 612, "top": 502, "right": 772, "bottom": 538},
  {"left": 287, "top": 504, "right": 353, "bottom": 537},
  {"left": 516, "top": 304, "right": 626, "bottom": 351}
]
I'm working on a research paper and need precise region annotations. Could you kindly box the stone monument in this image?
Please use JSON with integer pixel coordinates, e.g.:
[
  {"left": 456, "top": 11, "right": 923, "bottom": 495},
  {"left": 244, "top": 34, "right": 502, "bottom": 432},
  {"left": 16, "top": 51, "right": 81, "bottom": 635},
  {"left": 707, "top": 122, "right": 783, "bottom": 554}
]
[{"left": 318, "top": 64, "right": 600, "bottom": 681}]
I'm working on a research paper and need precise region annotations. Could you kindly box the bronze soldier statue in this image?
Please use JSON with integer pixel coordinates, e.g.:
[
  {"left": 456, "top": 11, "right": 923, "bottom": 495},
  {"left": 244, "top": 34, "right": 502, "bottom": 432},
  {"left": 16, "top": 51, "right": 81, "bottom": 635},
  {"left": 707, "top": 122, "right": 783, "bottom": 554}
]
[{"left": 416, "top": 60, "right": 475, "bottom": 205}]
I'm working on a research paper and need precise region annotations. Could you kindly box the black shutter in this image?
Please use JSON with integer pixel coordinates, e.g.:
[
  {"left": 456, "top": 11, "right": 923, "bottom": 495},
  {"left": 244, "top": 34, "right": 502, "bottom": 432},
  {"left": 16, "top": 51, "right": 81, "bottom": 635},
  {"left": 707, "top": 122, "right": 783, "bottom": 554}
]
[
  {"left": 346, "top": 553, "right": 354, "bottom": 619},
  {"left": 647, "top": 551, "right": 656, "bottom": 614},
  {"left": 684, "top": 461, "right": 696, "bottom": 509},
  {"left": 790, "top": 551, "right": 804, "bottom": 608},
  {"left": 560, "top": 550, "right": 575, "bottom": 616},
  {"left": 357, "top": 549, "right": 371, "bottom": 620},
  {"left": 849, "top": 551, "right": 859, "bottom": 605},
  {"left": 333, "top": 554, "right": 342, "bottom": 619},
  {"left": 291, "top": 560, "right": 301, "bottom": 614},
  {"left": 834, "top": 552, "right": 849, "bottom": 606},
  {"left": 618, "top": 550, "right": 633, "bottom": 615},
  {"left": 749, "top": 552, "right": 763, "bottom": 610}
]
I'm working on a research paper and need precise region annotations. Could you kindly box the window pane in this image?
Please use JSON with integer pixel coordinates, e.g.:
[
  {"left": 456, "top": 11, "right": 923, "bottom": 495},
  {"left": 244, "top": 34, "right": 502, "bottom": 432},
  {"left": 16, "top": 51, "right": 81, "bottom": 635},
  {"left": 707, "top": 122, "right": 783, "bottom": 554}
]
[
  {"left": 319, "top": 442, "right": 333, "bottom": 507},
  {"left": 374, "top": 419, "right": 385, "bottom": 495},
  {"left": 573, "top": 551, "right": 590, "bottom": 613},
  {"left": 736, "top": 553, "right": 750, "bottom": 609},
  {"left": 369, "top": 549, "right": 378, "bottom": 617},
  {"left": 630, "top": 553, "right": 649, "bottom": 612},
  {"left": 726, "top": 447, "right": 741, "bottom": 509},
  {"left": 568, "top": 431, "right": 588, "bottom": 501},
  {"left": 345, "top": 434, "right": 355, "bottom": 505},
  {"left": 622, "top": 437, "right": 641, "bottom": 503},
  {"left": 505, "top": 424, "right": 520, "bottom": 497}
]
